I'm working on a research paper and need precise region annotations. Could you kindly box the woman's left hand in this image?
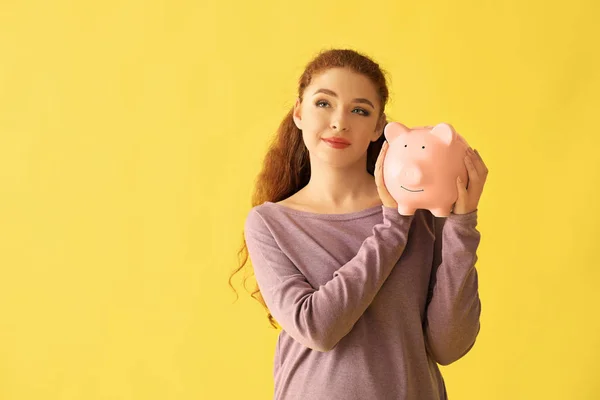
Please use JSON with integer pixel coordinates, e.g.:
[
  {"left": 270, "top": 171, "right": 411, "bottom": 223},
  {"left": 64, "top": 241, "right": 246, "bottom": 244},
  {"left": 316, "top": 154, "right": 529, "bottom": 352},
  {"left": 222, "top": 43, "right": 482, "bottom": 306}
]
[{"left": 453, "top": 148, "right": 489, "bottom": 215}]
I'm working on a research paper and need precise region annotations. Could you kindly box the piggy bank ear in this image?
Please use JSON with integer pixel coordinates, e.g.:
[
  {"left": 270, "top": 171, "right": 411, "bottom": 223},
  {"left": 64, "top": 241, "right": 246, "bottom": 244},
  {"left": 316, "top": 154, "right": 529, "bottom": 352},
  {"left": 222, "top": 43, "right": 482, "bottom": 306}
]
[
  {"left": 430, "top": 123, "right": 455, "bottom": 145},
  {"left": 384, "top": 122, "right": 409, "bottom": 142}
]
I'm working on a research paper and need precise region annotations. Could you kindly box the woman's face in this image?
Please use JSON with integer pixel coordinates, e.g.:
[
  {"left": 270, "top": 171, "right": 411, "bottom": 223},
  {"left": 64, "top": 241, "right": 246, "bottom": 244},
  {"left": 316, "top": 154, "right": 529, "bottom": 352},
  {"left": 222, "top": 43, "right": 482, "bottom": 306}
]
[{"left": 293, "top": 67, "right": 386, "bottom": 168}]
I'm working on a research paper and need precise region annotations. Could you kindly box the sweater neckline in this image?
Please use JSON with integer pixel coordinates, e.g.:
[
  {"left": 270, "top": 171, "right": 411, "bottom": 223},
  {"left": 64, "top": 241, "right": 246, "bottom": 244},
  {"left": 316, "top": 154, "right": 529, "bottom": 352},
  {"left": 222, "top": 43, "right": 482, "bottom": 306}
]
[{"left": 263, "top": 201, "right": 384, "bottom": 220}]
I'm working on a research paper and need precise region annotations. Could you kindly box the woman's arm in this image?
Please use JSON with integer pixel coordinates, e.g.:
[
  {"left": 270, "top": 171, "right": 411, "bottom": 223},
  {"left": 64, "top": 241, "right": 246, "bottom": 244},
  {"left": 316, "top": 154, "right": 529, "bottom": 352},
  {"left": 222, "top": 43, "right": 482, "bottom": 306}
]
[
  {"left": 244, "top": 206, "right": 413, "bottom": 352},
  {"left": 423, "top": 211, "right": 482, "bottom": 365}
]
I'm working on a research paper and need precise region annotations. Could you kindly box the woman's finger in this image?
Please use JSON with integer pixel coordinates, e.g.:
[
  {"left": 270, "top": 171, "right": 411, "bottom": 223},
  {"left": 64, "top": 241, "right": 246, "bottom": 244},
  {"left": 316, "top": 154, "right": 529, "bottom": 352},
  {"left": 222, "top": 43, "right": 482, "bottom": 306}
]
[
  {"left": 473, "top": 149, "right": 489, "bottom": 176},
  {"left": 375, "top": 142, "right": 398, "bottom": 208},
  {"left": 464, "top": 154, "right": 480, "bottom": 186},
  {"left": 457, "top": 175, "right": 468, "bottom": 195},
  {"left": 376, "top": 142, "right": 384, "bottom": 165},
  {"left": 454, "top": 175, "right": 468, "bottom": 212},
  {"left": 375, "top": 142, "right": 386, "bottom": 185}
]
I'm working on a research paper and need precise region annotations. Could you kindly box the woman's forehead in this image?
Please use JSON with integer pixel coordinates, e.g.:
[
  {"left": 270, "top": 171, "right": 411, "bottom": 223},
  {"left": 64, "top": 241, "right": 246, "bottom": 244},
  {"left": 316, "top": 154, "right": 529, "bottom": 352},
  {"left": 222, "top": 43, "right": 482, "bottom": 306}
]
[{"left": 307, "top": 69, "right": 378, "bottom": 102}]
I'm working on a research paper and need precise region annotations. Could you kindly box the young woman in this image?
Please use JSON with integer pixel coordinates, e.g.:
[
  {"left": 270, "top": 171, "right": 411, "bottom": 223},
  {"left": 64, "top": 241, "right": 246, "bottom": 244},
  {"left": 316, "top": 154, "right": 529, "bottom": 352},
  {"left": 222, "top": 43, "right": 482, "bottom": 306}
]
[{"left": 230, "top": 48, "right": 489, "bottom": 400}]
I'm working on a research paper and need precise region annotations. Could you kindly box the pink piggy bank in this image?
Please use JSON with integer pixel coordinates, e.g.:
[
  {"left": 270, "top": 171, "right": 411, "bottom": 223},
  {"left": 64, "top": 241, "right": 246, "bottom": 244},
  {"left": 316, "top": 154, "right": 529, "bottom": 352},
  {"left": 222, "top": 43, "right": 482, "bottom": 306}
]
[{"left": 382, "top": 122, "right": 470, "bottom": 217}]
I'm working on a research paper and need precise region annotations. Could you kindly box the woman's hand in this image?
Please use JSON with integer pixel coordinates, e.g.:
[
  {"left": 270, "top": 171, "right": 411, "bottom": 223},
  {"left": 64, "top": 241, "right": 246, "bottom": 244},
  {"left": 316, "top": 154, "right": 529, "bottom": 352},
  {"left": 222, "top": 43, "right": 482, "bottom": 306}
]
[
  {"left": 375, "top": 141, "right": 398, "bottom": 209},
  {"left": 453, "top": 148, "right": 489, "bottom": 215}
]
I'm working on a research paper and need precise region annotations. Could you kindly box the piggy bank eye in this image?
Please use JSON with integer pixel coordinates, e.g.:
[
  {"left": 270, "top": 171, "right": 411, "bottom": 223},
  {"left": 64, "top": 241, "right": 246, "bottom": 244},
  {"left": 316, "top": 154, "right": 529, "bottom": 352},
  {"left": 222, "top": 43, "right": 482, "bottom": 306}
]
[
  {"left": 422, "top": 146, "right": 425, "bottom": 149},
  {"left": 404, "top": 144, "right": 407, "bottom": 147}
]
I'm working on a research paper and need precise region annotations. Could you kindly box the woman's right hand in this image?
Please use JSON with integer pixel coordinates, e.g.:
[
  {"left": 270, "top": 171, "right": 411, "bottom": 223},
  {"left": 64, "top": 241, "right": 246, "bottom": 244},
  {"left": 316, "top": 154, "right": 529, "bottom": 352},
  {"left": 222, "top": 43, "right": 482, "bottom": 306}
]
[{"left": 374, "top": 141, "right": 398, "bottom": 209}]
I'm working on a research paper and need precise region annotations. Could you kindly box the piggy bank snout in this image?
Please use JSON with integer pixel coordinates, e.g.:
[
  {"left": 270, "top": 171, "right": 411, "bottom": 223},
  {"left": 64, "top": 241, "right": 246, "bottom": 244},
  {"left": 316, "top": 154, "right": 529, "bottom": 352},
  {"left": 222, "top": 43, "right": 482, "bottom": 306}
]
[{"left": 400, "top": 165, "right": 423, "bottom": 185}]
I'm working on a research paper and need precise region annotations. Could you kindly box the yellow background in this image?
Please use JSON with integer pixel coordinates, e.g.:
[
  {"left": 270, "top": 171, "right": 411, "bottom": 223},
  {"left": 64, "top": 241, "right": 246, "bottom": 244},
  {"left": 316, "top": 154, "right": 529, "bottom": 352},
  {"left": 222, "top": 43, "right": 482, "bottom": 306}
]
[{"left": 1, "top": 0, "right": 599, "bottom": 399}]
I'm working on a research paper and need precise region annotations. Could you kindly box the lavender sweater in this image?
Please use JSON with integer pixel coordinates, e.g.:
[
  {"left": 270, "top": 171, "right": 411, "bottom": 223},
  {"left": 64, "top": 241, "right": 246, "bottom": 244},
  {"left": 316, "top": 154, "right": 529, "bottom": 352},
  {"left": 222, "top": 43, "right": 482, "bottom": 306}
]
[{"left": 243, "top": 201, "right": 481, "bottom": 400}]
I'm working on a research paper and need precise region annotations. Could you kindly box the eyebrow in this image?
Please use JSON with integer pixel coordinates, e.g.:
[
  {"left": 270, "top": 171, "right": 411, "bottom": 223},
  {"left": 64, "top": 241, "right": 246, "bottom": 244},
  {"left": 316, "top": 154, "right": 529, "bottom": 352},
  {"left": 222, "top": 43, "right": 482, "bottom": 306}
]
[{"left": 312, "top": 88, "right": 375, "bottom": 109}]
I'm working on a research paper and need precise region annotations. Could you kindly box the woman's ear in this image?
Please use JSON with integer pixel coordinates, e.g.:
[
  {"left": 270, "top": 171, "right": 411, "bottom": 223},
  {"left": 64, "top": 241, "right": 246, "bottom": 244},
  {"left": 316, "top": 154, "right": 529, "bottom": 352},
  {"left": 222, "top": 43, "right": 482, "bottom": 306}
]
[{"left": 292, "top": 98, "right": 302, "bottom": 130}]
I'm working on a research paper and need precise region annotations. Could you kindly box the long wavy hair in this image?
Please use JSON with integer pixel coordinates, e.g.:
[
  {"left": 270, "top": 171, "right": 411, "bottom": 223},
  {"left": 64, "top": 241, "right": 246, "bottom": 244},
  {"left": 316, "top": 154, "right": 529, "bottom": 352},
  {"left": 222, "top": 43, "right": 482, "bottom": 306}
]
[{"left": 228, "top": 48, "right": 392, "bottom": 329}]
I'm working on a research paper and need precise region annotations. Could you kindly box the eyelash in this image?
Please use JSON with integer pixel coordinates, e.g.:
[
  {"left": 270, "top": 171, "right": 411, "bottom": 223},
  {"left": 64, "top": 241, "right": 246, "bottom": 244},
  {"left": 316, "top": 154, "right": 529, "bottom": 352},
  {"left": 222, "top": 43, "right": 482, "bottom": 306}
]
[{"left": 315, "top": 100, "right": 370, "bottom": 116}]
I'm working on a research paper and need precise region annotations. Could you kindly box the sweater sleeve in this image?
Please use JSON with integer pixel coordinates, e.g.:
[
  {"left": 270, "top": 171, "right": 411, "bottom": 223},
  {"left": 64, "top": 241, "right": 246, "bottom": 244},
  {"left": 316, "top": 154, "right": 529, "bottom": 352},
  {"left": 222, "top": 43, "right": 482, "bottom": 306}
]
[
  {"left": 423, "top": 210, "right": 482, "bottom": 366},
  {"left": 244, "top": 206, "right": 414, "bottom": 352}
]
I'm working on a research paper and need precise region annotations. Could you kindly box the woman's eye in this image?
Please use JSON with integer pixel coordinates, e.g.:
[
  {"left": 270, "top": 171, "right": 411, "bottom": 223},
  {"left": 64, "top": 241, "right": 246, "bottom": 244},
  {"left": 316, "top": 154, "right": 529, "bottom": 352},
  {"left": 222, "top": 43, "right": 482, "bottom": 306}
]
[{"left": 315, "top": 100, "right": 370, "bottom": 116}]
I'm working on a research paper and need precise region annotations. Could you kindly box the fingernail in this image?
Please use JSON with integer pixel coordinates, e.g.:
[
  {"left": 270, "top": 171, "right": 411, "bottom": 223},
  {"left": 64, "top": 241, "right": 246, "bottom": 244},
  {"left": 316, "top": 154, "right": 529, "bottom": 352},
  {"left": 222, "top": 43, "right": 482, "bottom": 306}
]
[{"left": 457, "top": 176, "right": 462, "bottom": 182}]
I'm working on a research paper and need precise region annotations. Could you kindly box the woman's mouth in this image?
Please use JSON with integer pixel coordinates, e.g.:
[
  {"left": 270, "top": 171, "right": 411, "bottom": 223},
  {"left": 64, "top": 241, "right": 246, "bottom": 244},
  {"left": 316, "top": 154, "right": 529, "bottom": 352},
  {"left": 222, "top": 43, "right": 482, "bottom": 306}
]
[{"left": 322, "top": 139, "right": 351, "bottom": 149}]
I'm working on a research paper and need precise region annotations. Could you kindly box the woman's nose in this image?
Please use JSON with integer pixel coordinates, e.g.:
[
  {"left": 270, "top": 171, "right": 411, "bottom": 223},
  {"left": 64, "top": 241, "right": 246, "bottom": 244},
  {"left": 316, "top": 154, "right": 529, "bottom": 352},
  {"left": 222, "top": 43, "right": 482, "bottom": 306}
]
[
  {"left": 331, "top": 110, "right": 350, "bottom": 131},
  {"left": 332, "top": 124, "right": 348, "bottom": 131},
  {"left": 331, "top": 119, "right": 349, "bottom": 131}
]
